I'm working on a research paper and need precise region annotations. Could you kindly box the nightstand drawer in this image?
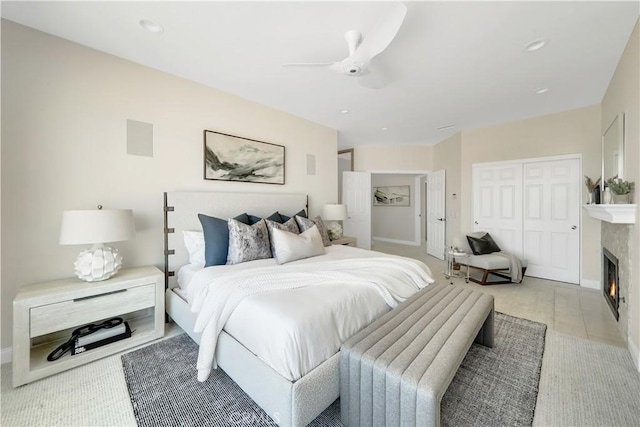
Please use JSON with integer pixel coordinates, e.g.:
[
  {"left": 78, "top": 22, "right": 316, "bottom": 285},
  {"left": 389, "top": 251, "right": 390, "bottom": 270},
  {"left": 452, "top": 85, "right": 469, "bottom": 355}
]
[{"left": 30, "top": 284, "right": 155, "bottom": 338}]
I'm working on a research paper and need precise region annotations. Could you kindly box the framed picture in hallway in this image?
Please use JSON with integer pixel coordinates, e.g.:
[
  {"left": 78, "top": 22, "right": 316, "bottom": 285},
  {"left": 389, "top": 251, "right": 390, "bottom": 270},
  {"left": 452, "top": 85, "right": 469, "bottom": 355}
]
[
  {"left": 373, "top": 185, "right": 410, "bottom": 206},
  {"left": 204, "top": 130, "right": 285, "bottom": 184}
]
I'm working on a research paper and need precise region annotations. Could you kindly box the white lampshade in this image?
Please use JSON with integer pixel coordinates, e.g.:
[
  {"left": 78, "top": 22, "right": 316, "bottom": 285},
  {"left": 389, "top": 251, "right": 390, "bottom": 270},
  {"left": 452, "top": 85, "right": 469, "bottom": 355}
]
[
  {"left": 60, "top": 209, "right": 134, "bottom": 245},
  {"left": 322, "top": 204, "right": 348, "bottom": 221},
  {"left": 59, "top": 208, "right": 134, "bottom": 282}
]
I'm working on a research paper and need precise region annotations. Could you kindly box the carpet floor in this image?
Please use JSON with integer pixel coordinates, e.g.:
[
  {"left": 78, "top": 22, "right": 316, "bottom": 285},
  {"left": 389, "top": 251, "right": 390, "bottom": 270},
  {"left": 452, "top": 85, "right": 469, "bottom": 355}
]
[{"left": 122, "top": 312, "right": 546, "bottom": 427}]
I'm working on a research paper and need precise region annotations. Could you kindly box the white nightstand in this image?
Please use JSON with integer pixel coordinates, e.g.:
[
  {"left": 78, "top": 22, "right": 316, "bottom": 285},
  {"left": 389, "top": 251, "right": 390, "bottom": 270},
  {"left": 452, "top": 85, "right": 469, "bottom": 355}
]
[
  {"left": 12, "top": 266, "right": 164, "bottom": 387},
  {"left": 331, "top": 236, "right": 357, "bottom": 247}
]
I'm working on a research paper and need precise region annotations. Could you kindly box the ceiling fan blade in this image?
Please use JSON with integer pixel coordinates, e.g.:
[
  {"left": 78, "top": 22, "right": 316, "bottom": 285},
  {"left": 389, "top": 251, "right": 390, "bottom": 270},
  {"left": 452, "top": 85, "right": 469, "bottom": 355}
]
[
  {"left": 358, "top": 60, "right": 391, "bottom": 89},
  {"left": 281, "top": 62, "right": 334, "bottom": 68},
  {"left": 353, "top": 2, "right": 407, "bottom": 63}
]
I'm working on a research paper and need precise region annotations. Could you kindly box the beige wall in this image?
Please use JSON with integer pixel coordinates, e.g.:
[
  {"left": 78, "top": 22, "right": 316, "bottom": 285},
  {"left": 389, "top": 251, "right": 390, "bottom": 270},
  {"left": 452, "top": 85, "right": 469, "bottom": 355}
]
[
  {"left": 433, "top": 132, "right": 462, "bottom": 248},
  {"left": 354, "top": 144, "right": 433, "bottom": 171},
  {"left": 372, "top": 174, "right": 417, "bottom": 243},
  {"left": 601, "top": 20, "right": 639, "bottom": 368},
  {"left": 459, "top": 105, "right": 602, "bottom": 285},
  {"left": 0, "top": 21, "right": 338, "bottom": 349}
]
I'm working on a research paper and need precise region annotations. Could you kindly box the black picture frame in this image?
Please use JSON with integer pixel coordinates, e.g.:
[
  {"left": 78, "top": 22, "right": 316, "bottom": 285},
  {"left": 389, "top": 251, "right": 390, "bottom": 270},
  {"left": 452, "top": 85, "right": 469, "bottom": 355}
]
[{"left": 203, "top": 130, "right": 285, "bottom": 185}]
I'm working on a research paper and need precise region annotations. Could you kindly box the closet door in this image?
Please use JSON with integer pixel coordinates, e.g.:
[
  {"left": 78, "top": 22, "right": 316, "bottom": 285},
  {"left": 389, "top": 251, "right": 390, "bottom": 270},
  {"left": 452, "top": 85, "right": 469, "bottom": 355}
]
[
  {"left": 472, "top": 163, "right": 523, "bottom": 257},
  {"left": 523, "top": 159, "right": 580, "bottom": 284}
]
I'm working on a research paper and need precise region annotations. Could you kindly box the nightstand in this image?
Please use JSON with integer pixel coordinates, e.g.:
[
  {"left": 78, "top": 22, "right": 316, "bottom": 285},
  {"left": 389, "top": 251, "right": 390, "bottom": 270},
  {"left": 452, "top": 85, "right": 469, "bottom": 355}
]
[
  {"left": 331, "top": 236, "right": 357, "bottom": 247},
  {"left": 12, "top": 266, "right": 164, "bottom": 387}
]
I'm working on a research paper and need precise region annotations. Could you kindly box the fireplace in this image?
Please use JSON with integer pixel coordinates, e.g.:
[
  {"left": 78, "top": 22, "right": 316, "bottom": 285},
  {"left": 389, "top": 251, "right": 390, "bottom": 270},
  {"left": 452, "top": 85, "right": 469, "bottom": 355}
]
[{"left": 603, "top": 247, "right": 619, "bottom": 321}]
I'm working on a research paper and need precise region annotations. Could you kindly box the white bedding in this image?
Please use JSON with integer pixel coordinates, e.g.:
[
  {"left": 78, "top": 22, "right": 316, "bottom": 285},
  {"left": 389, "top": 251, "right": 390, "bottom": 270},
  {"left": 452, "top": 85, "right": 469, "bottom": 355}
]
[{"left": 179, "top": 245, "right": 435, "bottom": 382}]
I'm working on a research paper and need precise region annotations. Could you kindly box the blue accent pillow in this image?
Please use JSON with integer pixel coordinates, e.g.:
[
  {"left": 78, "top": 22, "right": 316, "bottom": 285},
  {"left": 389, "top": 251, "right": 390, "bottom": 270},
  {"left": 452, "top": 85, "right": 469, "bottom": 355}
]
[
  {"left": 280, "top": 209, "right": 307, "bottom": 222},
  {"left": 198, "top": 213, "right": 250, "bottom": 267},
  {"left": 247, "top": 212, "right": 283, "bottom": 224}
]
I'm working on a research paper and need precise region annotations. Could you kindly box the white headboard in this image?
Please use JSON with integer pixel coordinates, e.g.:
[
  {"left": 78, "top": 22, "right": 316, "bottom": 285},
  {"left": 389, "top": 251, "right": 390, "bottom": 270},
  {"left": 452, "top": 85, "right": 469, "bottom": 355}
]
[{"left": 163, "top": 191, "right": 308, "bottom": 289}]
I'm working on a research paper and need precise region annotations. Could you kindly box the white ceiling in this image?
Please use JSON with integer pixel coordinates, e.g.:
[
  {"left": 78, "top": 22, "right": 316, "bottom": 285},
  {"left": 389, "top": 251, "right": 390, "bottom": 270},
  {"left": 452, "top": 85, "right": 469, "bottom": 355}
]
[{"left": 2, "top": 1, "right": 638, "bottom": 149}]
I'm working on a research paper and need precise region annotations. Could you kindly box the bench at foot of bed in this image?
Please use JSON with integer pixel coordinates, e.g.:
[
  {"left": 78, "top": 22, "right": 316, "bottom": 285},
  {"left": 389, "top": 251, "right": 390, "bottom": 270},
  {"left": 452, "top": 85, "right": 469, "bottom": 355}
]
[{"left": 340, "top": 283, "right": 494, "bottom": 427}]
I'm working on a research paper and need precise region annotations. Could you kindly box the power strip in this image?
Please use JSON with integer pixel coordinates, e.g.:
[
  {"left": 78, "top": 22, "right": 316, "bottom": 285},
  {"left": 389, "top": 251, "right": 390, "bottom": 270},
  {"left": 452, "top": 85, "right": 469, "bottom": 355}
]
[{"left": 76, "top": 323, "right": 127, "bottom": 347}]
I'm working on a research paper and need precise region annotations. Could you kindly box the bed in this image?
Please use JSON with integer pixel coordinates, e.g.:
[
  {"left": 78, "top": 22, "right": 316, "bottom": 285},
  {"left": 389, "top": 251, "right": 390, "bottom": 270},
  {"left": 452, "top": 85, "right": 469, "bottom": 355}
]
[{"left": 163, "top": 191, "right": 434, "bottom": 426}]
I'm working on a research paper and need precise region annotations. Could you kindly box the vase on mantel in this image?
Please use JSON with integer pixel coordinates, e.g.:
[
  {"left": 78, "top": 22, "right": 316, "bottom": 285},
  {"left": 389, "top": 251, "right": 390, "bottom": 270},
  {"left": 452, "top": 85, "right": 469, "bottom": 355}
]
[
  {"left": 612, "top": 193, "right": 630, "bottom": 204},
  {"left": 603, "top": 187, "right": 612, "bottom": 204}
]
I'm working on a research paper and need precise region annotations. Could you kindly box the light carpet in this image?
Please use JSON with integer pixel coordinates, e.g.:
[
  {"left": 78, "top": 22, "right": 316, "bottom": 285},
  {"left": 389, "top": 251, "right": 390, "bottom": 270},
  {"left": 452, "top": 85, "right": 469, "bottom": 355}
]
[
  {"left": 122, "top": 312, "right": 546, "bottom": 427},
  {"left": 534, "top": 329, "right": 640, "bottom": 426}
]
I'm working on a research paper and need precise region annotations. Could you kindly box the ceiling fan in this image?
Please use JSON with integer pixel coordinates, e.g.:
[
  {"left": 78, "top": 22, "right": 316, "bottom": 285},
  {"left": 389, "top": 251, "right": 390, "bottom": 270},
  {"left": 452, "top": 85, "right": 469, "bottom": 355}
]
[{"left": 282, "top": 2, "right": 407, "bottom": 88}]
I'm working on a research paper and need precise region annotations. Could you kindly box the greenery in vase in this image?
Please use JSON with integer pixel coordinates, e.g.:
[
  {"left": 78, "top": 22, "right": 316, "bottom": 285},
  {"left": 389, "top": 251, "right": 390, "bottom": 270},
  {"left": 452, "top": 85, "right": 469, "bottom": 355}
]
[{"left": 605, "top": 177, "right": 635, "bottom": 195}]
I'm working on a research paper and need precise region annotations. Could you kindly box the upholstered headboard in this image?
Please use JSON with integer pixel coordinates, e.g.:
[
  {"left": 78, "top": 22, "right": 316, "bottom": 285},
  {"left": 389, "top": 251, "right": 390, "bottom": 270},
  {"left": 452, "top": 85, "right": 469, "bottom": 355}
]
[{"left": 163, "top": 191, "right": 308, "bottom": 289}]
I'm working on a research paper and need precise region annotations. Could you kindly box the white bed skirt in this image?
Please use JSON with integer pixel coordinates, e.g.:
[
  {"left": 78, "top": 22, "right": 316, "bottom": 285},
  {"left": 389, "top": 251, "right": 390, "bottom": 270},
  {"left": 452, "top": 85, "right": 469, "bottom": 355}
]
[{"left": 165, "top": 288, "right": 340, "bottom": 426}]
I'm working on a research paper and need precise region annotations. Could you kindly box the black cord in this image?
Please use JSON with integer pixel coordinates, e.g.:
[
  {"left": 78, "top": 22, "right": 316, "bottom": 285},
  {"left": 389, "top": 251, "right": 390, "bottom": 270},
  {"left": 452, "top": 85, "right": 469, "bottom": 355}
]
[{"left": 47, "top": 318, "right": 124, "bottom": 361}]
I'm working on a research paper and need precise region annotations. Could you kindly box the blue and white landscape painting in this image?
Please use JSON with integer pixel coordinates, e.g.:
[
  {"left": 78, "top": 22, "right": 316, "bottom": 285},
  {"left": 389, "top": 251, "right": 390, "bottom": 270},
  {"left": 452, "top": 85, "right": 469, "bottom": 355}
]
[{"left": 204, "top": 131, "right": 285, "bottom": 184}]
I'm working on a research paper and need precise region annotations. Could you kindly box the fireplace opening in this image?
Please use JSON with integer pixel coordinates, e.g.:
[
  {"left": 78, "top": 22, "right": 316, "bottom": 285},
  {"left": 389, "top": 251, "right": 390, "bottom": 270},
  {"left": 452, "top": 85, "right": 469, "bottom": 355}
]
[{"left": 603, "top": 247, "right": 619, "bottom": 321}]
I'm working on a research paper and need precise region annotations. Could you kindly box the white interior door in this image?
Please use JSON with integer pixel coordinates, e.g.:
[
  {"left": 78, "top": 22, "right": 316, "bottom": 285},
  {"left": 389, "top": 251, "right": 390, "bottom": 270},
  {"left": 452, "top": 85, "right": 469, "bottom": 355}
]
[
  {"left": 523, "top": 159, "right": 580, "bottom": 283},
  {"left": 426, "top": 170, "right": 446, "bottom": 260},
  {"left": 342, "top": 171, "right": 372, "bottom": 249},
  {"left": 472, "top": 163, "right": 523, "bottom": 257}
]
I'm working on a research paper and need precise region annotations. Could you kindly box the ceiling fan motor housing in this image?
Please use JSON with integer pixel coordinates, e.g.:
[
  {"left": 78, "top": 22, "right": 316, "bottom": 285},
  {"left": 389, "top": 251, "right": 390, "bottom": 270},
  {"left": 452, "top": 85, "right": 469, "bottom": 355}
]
[{"left": 343, "top": 63, "right": 362, "bottom": 76}]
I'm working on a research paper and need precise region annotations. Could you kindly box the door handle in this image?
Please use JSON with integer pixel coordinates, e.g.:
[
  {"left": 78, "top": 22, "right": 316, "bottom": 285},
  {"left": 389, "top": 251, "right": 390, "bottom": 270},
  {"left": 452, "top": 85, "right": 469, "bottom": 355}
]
[
  {"left": 474, "top": 221, "right": 479, "bottom": 225},
  {"left": 437, "top": 218, "right": 446, "bottom": 222},
  {"left": 571, "top": 225, "right": 577, "bottom": 230}
]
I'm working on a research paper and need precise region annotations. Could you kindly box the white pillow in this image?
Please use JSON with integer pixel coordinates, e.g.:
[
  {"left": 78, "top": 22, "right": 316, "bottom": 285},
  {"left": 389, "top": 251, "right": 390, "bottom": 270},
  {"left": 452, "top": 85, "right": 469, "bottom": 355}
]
[
  {"left": 183, "top": 230, "right": 205, "bottom": 266},
  {"left": 271, "top": 225, "right": 325, "bottom": 265}
]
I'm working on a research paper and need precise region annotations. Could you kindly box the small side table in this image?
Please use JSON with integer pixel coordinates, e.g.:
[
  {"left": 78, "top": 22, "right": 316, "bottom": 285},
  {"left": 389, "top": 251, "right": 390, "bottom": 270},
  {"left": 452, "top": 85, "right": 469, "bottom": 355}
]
[
  {"left": 443, "top": 249, "right": 470, "bottom": 284},
  {"left": 12, "top": 266, "right": 164, "bottom": 387},
  {"left": 331, "top": 236, "right": 357, "bottom": 247}
]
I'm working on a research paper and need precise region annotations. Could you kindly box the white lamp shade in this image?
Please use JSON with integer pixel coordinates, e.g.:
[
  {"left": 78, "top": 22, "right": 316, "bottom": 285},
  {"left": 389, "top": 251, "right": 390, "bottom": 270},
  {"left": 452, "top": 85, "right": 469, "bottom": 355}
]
[
  {"left": 322, "top": 204, "right": 348, "bottom": 221},
  {"left": 59, "top": 209, "right": 135, "bottom": 245}
]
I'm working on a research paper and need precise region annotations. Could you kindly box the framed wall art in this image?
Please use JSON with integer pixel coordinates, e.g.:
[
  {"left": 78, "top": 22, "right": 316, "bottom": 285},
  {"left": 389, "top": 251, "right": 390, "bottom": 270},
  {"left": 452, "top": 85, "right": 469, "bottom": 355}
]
[
  {"left": 203, "top": 130, "right": 285, "bottom": 184},
  {"left": 373, "top": 185, "right": 410, "bottom": 206}
]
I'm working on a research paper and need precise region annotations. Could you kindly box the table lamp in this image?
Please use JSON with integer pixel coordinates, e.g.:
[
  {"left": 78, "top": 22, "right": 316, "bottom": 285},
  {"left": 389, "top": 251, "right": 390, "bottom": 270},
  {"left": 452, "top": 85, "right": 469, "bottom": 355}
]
[
  {"left": 322, "top": 204, "right": 348, "bottom": 240},
  {"left": 59, "top": 206, "right": 134, "bottom": 282}
]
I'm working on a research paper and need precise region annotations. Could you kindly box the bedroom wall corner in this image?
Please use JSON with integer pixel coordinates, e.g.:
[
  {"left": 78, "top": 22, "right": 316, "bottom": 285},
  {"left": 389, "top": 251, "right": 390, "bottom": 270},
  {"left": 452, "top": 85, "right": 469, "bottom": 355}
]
[
  {"left": 353, "top": 144, "right": 433, "bottom": 172},
  {"left": 0, "top": 20, "right": 338, "bottom": 349},
  {"left": 433, "top": 132, "right": 462, "bottom": 248},
  {"left": 601, "top": 18, "right": 639, "bottom": 367}
]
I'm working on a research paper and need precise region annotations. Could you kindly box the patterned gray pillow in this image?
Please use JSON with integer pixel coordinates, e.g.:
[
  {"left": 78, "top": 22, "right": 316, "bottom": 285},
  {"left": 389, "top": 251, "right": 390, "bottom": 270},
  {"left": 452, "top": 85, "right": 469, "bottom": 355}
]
[
  {"left": 265, "top": 217, "right": 300, "bottom": 256},
  {"left": 227, "top": 218, "right": 272, "bottom": 265},
  {"left": 295, "top": 215, "right": 331, "bottom": 247}
]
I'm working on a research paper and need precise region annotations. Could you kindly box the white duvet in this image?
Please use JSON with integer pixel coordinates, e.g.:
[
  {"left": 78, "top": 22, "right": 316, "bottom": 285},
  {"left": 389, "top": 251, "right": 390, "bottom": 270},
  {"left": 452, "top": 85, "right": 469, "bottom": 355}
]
[{"left": 183, "top": 245, "right": 434, "bottom": 382}]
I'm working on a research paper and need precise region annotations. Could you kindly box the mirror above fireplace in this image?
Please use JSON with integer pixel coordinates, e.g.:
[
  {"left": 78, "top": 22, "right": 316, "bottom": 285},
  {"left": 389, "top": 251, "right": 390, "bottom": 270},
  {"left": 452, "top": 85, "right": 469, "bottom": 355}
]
[{"left": 602, "top": 112, "right": 625, "bottom": 191}]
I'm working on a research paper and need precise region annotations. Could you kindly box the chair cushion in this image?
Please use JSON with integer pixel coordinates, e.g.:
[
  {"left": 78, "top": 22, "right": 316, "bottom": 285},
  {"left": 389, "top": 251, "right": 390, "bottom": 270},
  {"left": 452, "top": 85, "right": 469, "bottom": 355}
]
[{"left": 467, "top": 253, "right": 528, "bottom": 270}]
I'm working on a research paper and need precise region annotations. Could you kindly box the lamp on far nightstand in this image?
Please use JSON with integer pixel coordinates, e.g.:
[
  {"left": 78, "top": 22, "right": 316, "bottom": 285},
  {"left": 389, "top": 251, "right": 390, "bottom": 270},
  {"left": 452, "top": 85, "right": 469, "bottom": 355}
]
[
  {"left": 59, "top": 206, "right": 134, "bottom": 282},
  {"left": 322, "top": 204, "right": 348, "bottom": 240}
]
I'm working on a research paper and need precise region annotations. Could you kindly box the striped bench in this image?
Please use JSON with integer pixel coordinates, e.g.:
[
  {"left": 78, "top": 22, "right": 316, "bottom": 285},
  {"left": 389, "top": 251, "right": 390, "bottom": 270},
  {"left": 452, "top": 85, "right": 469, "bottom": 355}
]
[{"left": 340, "top": 283, "right": 494, "bottom": 427}]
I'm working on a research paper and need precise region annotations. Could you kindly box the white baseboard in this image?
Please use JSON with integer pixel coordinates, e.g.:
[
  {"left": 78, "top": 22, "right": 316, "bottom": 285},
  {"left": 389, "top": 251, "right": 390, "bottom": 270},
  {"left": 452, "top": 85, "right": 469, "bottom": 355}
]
[
  {"left": 1, "top": 347, "right": 12, "bottom": 364},
  {"left": 372, "top": 237, "right": 420, "bottom": 246},
  {"left": 580, "top": 279, "right": 600, "bottom": 290},
  {"left": 629, "top": 338, "right": 640, "bottom": 373}
]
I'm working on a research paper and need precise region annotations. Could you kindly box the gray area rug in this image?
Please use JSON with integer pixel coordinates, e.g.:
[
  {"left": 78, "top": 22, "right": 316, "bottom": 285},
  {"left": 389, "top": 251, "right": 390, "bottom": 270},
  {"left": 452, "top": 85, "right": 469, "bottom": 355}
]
[{"left": 122, "top": 312, "right": 546, "bottom": 427}]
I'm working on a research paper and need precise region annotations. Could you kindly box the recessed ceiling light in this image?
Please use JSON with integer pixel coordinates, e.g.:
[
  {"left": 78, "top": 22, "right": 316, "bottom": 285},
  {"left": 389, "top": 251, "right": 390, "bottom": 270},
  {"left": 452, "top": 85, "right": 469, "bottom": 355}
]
[
  {"left": 139, "top": 19, "right": 164, "bottom": 33},
  {"left": 437, "top": 124, "right": 456, "bottom": 131},
  {"left": 536, "top": 87, "right": 549, "bottom": 94},
  {"left": 339, "top": 109, "right": 349, "bottom": 114},
  {"left": 381, "top": 127, "right": 388, "bottom": 131},
  {"left": 525, "top": 38, "right": 547, "bottom": 52}
]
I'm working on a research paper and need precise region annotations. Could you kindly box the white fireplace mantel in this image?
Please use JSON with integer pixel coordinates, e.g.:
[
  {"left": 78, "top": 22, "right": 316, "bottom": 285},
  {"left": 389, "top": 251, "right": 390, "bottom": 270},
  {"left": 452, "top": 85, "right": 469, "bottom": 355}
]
[{"left": 583, "top": 204, "right": 637, "bottom": 224}]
